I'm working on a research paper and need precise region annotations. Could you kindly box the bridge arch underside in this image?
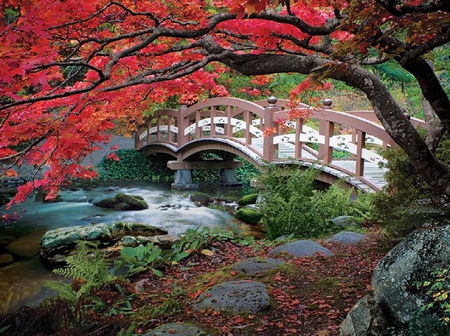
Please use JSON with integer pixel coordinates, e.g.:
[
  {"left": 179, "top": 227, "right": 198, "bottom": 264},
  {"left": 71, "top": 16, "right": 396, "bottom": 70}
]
[{"left": 141, "top": 139, "right": 378, "bottom": 193}]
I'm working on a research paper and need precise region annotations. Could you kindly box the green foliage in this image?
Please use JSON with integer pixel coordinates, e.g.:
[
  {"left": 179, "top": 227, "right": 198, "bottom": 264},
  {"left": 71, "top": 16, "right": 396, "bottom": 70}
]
[
  {"left": 388, "top": 311, "right": 448, "bottom": 336},
  {"left": 97, "top": 149, "right": 173, "bottom": 182},
  {"left": 259, "top": 164, "right": 369, "bottom": 240},
  {"left": 415, "top": 268, "right": 450, "bottom": 325},
  {"left": 45, "top": 241, "right": 117, "bottom": 321},
  {"left": 116, "top": 242, "right": 164, "bottom": 277},
  {"left": 373, "top": 143, "right": 450, "bottom": 237},
  {"left": 236, "top": 157, "right": 261, "bottom": 187},
  {"left": 170, "top": 226, "right": 254, "bottom": 260},
  {"left": 389, "top": 268, "right": 450, "bottom": 336}
]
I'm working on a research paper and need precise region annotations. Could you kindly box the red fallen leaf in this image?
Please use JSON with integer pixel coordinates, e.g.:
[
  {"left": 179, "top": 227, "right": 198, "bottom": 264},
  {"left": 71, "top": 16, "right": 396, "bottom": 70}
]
[
  {"left": 292, "top": 299, "right": 300, "bottom": 305},
  {"left": 234, "top": 317, "right": 244, "bottom": 323},
  {"left": 276, "top": 321, "right": 284, "bottom": 328},
  {"left": 230, "top": 270, "right": 237, "bottom": 276},
  {"left": 247, "top": 315, "right": 255, "bottom": 320}
]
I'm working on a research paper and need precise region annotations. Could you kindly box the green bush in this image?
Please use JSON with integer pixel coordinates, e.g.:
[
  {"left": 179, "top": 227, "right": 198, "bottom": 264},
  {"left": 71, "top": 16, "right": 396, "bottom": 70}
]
[
  {"left": 259, "top": 164, "right": 369, "bottom": 239},
  {"left": 97, "top": 149, "right": 173, "bottom": 182},
  {"left": 373, "top": 143, "right": 450, "bottom": 237}
]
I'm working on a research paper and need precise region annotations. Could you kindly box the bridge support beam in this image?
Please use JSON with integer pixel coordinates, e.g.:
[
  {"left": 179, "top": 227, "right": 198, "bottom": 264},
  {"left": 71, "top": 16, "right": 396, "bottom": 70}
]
[
  {"left": 219, "top": 169, "right": 242, "bottom": 187},
  {"left": 171, "top": 169, "right": 198, "bottom": 190}
]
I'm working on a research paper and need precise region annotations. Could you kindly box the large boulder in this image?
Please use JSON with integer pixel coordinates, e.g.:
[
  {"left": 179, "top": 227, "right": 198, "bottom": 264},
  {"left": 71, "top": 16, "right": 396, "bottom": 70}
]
[
  {"left": 268, "top": 240, "right": 334, "bottom": 258},
  {"left": 194, "top": 280, "right": 270, "bottom": 314},
  {"left": 372, "top": 225, "right": 450, "bottom": 325},
  {"left": 339, "top": 294, "right": 389, "bottom": 336},
  {"left": 235, "top": 207, "right": 262, "bottom": 224},
  {"left": 144, "top": 323, "right": 210, "bottom": 336},
  {"left": 232, "top": 257, "right": 285, "bottom": 275},
  {"left": 40, "top": 222, "right": 168, "bottom": 268},
  {"left": 6, "top": 230, "right": 47, "bottom": 258},
  {"left": 237, "top": 193, "right": 258, "bottom": 206},
  {"left": 326, "top": 231, "right": 367, "bottom": 244},
  {"left": 93, "top": 193, "right": 148, "bottom": 210}
]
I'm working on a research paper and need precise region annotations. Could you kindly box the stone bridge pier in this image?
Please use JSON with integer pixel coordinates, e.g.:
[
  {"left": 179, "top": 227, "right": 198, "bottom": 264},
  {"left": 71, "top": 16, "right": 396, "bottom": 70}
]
[{"left": 168, "top": 153, "right": 243, "bottom": 190}]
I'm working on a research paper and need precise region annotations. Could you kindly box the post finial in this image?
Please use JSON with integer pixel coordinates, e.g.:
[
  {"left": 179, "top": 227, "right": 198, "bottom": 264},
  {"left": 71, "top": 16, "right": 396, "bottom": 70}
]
[
  {"left": 323, "top": 98, "right": 332, "bottom": 108},
  {"left": 267, "top": 95, "right": 278, "bottom": 107}
]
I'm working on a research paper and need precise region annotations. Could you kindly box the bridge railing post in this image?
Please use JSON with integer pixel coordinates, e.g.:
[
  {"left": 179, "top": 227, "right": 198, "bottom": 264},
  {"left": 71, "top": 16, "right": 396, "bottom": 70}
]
[
  {"left": 262, "top": 96, "right": 279, "bottom": 161},
  {"left": 294, "top": 118, "right": 304, "bottom": 159},
  {"left": 178, "top": 105, "right": 189, "bottom": 146},
  {"left": 318, "top": 119, "right": 334, "bottom": 164},
  {"left": 355, "top": 130, "right": 366, "bottom": 176},
  {"left": 135, "top": 125, "right": 145, "bottom": 149}
]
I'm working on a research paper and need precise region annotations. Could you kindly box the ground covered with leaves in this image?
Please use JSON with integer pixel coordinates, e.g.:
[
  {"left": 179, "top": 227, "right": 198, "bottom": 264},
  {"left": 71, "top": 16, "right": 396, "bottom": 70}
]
[{"left": 1, "top": 231, "right": 393, "bottom": 336}]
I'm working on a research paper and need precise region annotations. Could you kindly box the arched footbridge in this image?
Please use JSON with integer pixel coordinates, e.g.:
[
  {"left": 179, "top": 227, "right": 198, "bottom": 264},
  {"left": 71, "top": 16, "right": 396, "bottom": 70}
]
[{"left": 135, "top": 97, "right": 425, "bottom": 193}]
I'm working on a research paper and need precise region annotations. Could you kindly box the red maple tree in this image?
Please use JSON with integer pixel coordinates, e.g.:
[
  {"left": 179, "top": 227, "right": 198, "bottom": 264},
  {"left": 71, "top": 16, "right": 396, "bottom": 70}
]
[{"left": 1, "top": 0, "right": 450, "bottom": 203}]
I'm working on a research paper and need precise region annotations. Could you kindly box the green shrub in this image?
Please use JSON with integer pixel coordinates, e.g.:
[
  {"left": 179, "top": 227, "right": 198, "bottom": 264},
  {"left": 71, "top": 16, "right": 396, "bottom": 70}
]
[
  {"left": 97, "top": 149, "right": 173, "bottom": 182},
  {"left": 373, "top": 144, "right": 450, "bottom": 237},
  {"left": 259, "top": 164, "right": 368, "bottom": 239}
]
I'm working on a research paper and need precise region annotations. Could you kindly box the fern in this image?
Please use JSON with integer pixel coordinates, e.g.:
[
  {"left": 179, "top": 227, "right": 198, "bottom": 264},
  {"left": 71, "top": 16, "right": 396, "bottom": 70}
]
[{"left": 45, "top": 241, "right": 117, "bottom": 319}]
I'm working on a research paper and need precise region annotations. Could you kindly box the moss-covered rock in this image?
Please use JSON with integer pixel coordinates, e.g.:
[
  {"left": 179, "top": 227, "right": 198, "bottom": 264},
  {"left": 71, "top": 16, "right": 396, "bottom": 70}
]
[
  {"left": 237, "top": 193, "right": 258, "bottom": 206},
  {"left": 235, "top": 207, "right": 262, "bottom": 224},
  {"left": 116, "top": 193, "right": 148, "bottom": 210},
  {"left": 190, "top": 192, "right": 213, "bottom": 206},
  {"left": 94, "top": 193, "right": 148, "bottom": 210}
]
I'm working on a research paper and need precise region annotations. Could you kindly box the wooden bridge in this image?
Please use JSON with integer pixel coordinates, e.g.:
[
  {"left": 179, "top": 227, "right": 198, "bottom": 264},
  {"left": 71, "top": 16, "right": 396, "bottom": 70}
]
[{"left": 135, "top": 97, "right": 425, "bottom": 192}]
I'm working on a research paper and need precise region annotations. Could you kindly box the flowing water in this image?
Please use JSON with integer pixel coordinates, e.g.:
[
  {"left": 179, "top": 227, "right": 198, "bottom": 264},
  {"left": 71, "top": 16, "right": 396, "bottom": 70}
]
[{"left": 0, "top": 182, "right": 247, "bottom": 315}]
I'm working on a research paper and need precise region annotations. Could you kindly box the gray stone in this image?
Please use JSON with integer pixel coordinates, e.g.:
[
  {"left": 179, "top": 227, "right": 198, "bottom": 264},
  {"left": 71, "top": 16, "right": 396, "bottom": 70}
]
[
  {"left": 94, "top": 193, "right": 149, "bottom": 210},
  {"left": 144, "top": 323, "right": 210, "bottom": 335},
  {"left": 372, "top": 225, "right": 450, "bottom": 325},
  {"left": 110, "top": 222, "right": 168, "bottom": 238},
  {"left": 330, "top": 216, "right": 357, "bottom": 228},
  {"left": 268, "top": 240, "right": 334, "bottom": 258},
  {"left": 120, "top": 236, "right": 138, "bottom": 247},
  {"left": 327, "top": 231, "right": 367, "bottom": 244},
  {"left": 340, "top": 294, "right": 389, "bottom": 336},
  {"left": 232, "top": 257, "right": 285, "bottom": 275},
  {"left": 6, "top": 230, "right": 46, "bottom": 258},
  {"left": 235, "top": 207, "right": 262, "bottom": 224},
  {"left": 0, "top": 253, "right": 14, "bottom": 266},
  {"left": 190, "top": 193, "right": 212, "bottom": 206},
  {"left": 93, "top": 197, "right": 122, "bottom": 209},
  {"left": 40, "top": 221, "right": 168, "bottom": 267},
  {"left": 194, "top": 280, "right": 270, "bottom": 314},
  {"left": 116, "top": 193, "right": 148, "bottom": 210}
]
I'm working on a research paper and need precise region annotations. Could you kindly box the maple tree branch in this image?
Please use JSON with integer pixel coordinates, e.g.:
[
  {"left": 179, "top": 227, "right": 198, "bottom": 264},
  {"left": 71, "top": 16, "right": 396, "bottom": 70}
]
[
  {"left": 401, "top": 24, "right": 450, "bottom": 62},
  {"left": 401, "top": 56, "right": 450, "bottom": 134}
]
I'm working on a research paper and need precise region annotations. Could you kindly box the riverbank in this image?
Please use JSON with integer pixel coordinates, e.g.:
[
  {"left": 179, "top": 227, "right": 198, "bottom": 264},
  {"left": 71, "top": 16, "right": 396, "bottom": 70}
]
[{"left": 0, "top": 228, "right": 393, "bottom": 336}]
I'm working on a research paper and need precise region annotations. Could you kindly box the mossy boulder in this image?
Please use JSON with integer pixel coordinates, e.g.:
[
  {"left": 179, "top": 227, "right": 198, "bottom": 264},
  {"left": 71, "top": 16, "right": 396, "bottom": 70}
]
[
  {"left": 94, "top": 193, "right": 148, "bottom": 210},
  {"left": 190, "top": 192, "right": 213, "bottom": 206},
  {"left": 235, "top": 207, "right": 262, "bottom": 224},
  {"left": 237, "top": 193, "right": 258, "bottom": 206}
]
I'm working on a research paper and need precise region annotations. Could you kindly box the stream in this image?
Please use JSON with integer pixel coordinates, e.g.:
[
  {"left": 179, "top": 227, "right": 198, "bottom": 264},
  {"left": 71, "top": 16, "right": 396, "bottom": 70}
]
[{"left": 0, "top": 182, "right": 252, "bottom": 315}]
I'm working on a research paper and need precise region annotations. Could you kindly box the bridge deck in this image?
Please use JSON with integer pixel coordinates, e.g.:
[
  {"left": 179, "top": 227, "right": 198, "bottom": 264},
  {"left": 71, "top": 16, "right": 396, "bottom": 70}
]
[{"left": 248, "top": 139, "right": 388, "bottom": 192}]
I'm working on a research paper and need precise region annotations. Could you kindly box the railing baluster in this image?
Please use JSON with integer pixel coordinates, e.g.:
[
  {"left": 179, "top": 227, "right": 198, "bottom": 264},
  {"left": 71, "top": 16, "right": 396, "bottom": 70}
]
[
  {"left": 318, "top": 119, "right": 333, "bottom": 164},
  {"left": 295, "top": 118, "right": 303, "bottom": 159},
  {"left": 355, "top": 130, "right": 366, "bottom": 176}
]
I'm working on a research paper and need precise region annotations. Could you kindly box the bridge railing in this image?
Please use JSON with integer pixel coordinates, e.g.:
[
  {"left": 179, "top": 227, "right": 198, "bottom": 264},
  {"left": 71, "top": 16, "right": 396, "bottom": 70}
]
[{"left": 135, "top": 96, "right": 425, "bottom": 179}]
